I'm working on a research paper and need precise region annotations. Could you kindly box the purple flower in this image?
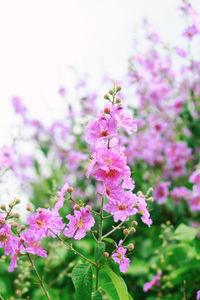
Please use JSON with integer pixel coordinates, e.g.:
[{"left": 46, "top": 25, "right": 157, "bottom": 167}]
[
  {"left": 189, "top": 196, "right": 200, "bottom": 211},
  {"left": 103, "top": 190, "right": 137, "bottom": 222},
  {"left": 85, "top": 116, "right": 117, "bottom": 145},
  {"left": 143, "top": 273, "right": 162, "bottom": 292},
  {"left": 190, "top": 169, "right": 200, "bottom": 192},
  {"left": 154, "top": 182, "right": 171, "bottom": 204},
  {"left": 112, "top": 240, "right": 130, "bottom": 273},
  {"left": 64, "top": 207, "right": 95, "bottom": 240},
  {"left": 27, "top": 208, "right": 65, "bottom": 239},
  {"left": 197, "top": 290, "right": 200, "bottom": 300},
  {"left": 20, "top": 231, "right": 47, "bottom": 257}
]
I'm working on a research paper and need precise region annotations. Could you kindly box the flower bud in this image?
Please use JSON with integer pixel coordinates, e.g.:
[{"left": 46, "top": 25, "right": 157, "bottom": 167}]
[
  {"left": 128, "top": 243, "right": 134, "bottom": 250},
  {"left": 26, "top": 204, "right": 31, "bottom": 211},
  {"left": 109, "top": 89, "right": 113, "bottom": 95},
  {"left": 0, "top": 219, "right": 6, "bottom": 225},
  {"left": 104, "top": 107, "right": 110, "bottom": 114},
  {"left": 131, "top": 227, "right": 136, "bottom": 233},
  {"left": 14, "top": 213, "right": 20, "bottom": 219},
  {"left": 67, "top": 187, "right": 73, "bottom": 194},
  {"left": 115, "top": 98, "right": 121, "bottom": 104},
  {"left": 103, "top": 252, "right": 109, "bottom": 258},
  {"left": 0, "top": 204, "right": 6, "bottom": 211},
  {"left": 132, "top": 220, "right": 138, "bottom": 226},
  {"left": 86, "top": 205, "right": 92, "bottom": 211},
  {"left": 73, "top": 204, "right": 80, "bottom": 210},
  {"left": 104, "top": 94, "right": 110, "bottom": 100},
  {"left": 147, "top": 197, "right": 154, "bottom": 202},
  {"left": 9, "top": 202, "right": 14, "bottom": 208},
  {"left": 12, "top": 222, "right": 18, "bottom": 228},
  {"left": 9, "top": 212, "right": 14, "bottom": 217},
  {"left": 19, "top": 237, "right": 24, "bottom": 243},
  {"left": 15, "top": 290, "right": 21, "bottom": 296},
  {"left": 116, "top": 86, "right": 122, "bottom": 93},
  {"left": 123, "top": 228, "right": 129, "bottom": 235},
  {"left": 15, "top": 199, "right": 21, "bottom": 204},
  {"left": 20, "top": 225, "right": 26, "bottom": 231}
]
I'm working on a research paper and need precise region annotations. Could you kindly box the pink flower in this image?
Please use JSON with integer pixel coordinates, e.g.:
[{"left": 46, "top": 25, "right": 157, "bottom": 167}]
[
  {"left": 59, "top": 87, "right": 67, "bottom": 97},
  {"left": 189, "top": 196, "right": 200, "bottom": 211},
  {"left": 112, "top": 240, "right": 130, "bottom": 273},
  {"left": 197, "top": 290, "right": 200, "bottom": 300},
  {"left": 190, "top": 169, "right": 200, "bottom": 192},
  {"left": 11, "top": 96, "right": 27, "bottom": 116},
  {"left": 87, "top": 141, "right": 134, "bottom": 189},
  {"left": 115, "top": 112, "right": 137, "bottom": 134},
  {"left": 136, "top": 195, "right": 152, "bottom": 227},
  {"left": 154, "top": 182, "right": 171, "bottom": 204},
  {"left": 171, "top": 187, "right": 192, "bottom": 205},
  {"left": 85, "top": 116, "right": 117, "bottom": 145},
  {"left": 20, "top": 231, "right": 47, "bottom": 257},
  {"left": 183, "top": 25, "right": 199, "bottom": 39},
  {"left": 8, "top": 238, "right": 23, "bottom": 272},
  {"left": 53, "top": 183, "right": 69, "bottom": 213},
  {"left": 103, "top": 190, "right": 137, "bottom": 222},
  {"left": 64, "top": 207, "right": 95, "bottom": 240},
  {"left": 27, "top": 208, "right": 65, "bottom": 239},
  {"left": 67, "top": 151, "right": 88, "bottom": 170},
  {"left": 143, "top": 273, "right": 162, "bottom": 292},
  {"left": 0, "top": 146, "right": 15, "bottom": 169}
]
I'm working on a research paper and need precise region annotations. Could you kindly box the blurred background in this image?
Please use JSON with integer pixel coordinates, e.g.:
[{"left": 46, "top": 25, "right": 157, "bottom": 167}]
[{"left": 0, "top": 0, "right": 184, "bottom": 145}]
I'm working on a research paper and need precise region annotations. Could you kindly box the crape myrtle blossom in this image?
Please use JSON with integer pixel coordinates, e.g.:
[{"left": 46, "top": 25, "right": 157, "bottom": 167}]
[
  {"left": 0, "top": 214, "right": 24, "bottom": 272},
  {"left": 171, "top": 187, "right": 192, "bottom": 205},
  {"left": 64, "top": 207, "right": 95, "bottom": 240},
  {"left": 112, "top": 240, "right": 130, "bottom": 273},
  {"left": 20, "top": 231, "right": 47, "bottom": 258},
  {"left": 189, "top": 195, "right": 200, "bottom": 211},
  {"left": 26, "top": 183, "right": 69, "bottom": 239},
  {"left": 86, "top": 94, "right": 152, "bottom": 229},
  {"left": 197, "top": 290, "right": 200, "bottom": 300},
  {"left": 143, "top": 273, "right": 162, "bottom": 292},
  {"left": 0, "top": 183, "right": 69, "bottom": 272},
  {"left": 190, "top": 169, "right": 200, "bottom": 192},
  {"left": 154, "top": 181, "right": 171, "bottom": 204},
  {"left": 87, "top": 140, "right": 134, "bottom": 190}
]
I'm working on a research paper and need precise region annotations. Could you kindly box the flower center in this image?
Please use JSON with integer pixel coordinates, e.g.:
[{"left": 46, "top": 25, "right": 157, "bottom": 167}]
[
  {"left": 194, "top": 197, "right": 200, "bottom": 205},
  {"left": 105, "top": 157, "right": 112, "bottom": 165},
  {"left": 118, "top": 204, "right": 127, "bottom": 210},
  {"left": 76, "top": 219, "right": 84, "bottom": 228},
  {"left": 107, "top": 169, "right": 118, "bottom": 178},
  {"left": 99, "top": 130, "right": 108, "bottom": 137},
  {"left": 36, "top": 220, "right": 45, "bottom": 228}
]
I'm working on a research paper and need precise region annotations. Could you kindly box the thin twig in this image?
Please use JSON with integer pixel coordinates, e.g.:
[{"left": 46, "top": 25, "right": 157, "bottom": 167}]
[
  {"left": 26, "top": 252, "right": 50, "bottom": 300},
  {"left": 49, "top": 229, "right": 97, "bottom": 266},
  {"left": 101, "top": 219, "right": 127, "bottom": 240}
]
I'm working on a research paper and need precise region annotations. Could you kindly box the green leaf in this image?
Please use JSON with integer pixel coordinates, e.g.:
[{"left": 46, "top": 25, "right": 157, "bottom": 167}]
[
  {"left": 72, "top": 264, "right": 93, "bottom": 300},
  {"left": 102, "top": 238, "right": 115, "bottom": 244},
  {"left": 99, "top": 265, "right": 129, "bottom": 300},
  {"left": 95, "top": 242, "right": 105, "bottom": 261},
  {"left": 92, "top": 290, "right": 102, "bottom": 300},
  {"left": 173, "top": 224, "right": 198, "bottom": 241}
]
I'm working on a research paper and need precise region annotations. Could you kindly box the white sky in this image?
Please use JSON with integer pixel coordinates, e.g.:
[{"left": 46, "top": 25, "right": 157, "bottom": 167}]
[
  {"left": 0, "top": 0, "right": 188, "bottom": 145},
  {"left": 1, "top": 0, "right": 199, "bottom": 215}
]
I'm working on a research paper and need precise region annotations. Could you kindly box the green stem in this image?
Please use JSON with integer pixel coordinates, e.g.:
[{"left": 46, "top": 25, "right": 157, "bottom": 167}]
[
  {"left": 26, "top": 252, "right": 50, "bottom": 300},
  {"left": 50, "top": 230, "right": 97, "bottom": 266},
  {"left": 101, "top": 219, "right": 127, "bottom": 240},
  {"left": 95, "top": 196, "right": 104, "bottom": 290}
]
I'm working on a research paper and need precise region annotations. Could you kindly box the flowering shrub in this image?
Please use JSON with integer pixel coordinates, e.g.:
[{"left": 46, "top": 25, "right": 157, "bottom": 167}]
[{"left": 1, "top": 1, "right": 200, "bottom": 299}]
